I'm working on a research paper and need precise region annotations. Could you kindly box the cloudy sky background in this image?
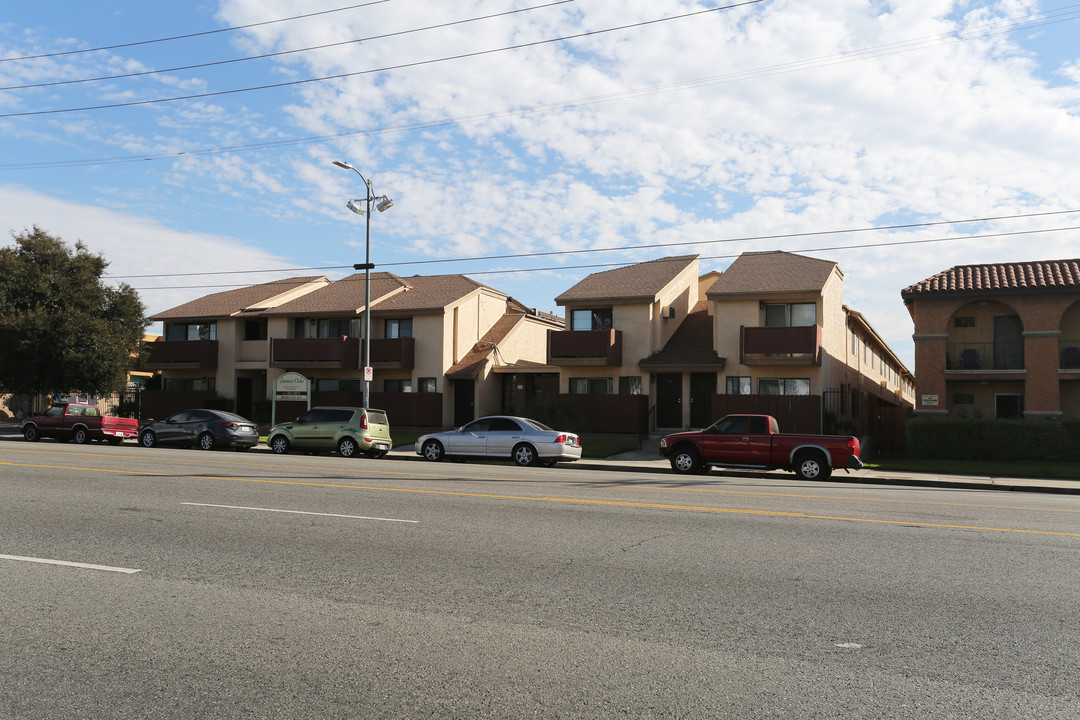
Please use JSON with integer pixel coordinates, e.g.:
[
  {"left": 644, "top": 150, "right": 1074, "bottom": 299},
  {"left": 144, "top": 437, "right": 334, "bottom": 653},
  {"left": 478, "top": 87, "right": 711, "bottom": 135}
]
[{"left": 3, "top": 0, "right": 1080, "bottom": 370}]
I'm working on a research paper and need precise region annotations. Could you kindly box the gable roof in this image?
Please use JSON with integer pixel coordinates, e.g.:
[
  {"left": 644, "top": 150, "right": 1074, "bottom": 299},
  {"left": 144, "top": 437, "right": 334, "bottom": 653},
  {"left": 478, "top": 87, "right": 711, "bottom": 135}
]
[
  {"left": 151, "top": 276, "right": 328, "bottom": 321},
  {"left": 555, "top": 255, "right": 698, "bottom": 304},
  {"left": 707, "top": 251, "right": 839, "bottom": 298},
  {"left": 446, "top": 313, "right": 525, "bottom": 379},
  {"left": 901, "top": 258, "right": 1080, "bottom": 299},
  {"left": 256, "top": 272, "right": 496, "bottom": 316},
  {"left": 639, "top": 301, "right": 724, "bottom": 369}
]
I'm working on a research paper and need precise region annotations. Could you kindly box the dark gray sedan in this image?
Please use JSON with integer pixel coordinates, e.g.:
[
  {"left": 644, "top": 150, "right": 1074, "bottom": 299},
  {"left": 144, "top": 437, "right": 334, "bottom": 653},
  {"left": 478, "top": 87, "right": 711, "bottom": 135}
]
[{"left": 138, "top": 409, "right": 260, "bottom": 451}]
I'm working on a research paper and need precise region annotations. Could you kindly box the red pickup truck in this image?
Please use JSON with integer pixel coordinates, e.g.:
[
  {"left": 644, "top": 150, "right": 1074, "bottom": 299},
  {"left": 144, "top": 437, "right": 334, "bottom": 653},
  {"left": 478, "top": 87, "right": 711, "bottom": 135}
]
[
  {"left": 21, "top": 403, "right": 139, "bottom": 445},
  {"left": 659, "top": 414, "right": 862, "bottom": 481}
]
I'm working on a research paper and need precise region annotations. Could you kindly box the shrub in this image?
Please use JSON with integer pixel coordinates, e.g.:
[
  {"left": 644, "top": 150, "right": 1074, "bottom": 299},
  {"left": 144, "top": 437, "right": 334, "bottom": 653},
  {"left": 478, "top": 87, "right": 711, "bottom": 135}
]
[{"left": 906, "top": 416, "right": 1080, "bottom": 462}]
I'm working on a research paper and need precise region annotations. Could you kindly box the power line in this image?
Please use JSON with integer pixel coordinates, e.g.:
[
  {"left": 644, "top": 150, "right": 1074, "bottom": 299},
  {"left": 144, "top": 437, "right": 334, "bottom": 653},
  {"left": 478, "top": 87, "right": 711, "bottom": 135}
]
[
  {"left": 4, "top": 2, "right": 1077, "bottom": 169},
  {"left": 0, "top": 1, "right": 392, "bottom": 63},
  {"left": 0, "top": 1, "right": 764, "bottom": 118},
  {"left": 110, "top": 210, "right": 1080, "bottom": 287},
  {"left": 0, "top": 1, "right": 575, "bottom": 91}
]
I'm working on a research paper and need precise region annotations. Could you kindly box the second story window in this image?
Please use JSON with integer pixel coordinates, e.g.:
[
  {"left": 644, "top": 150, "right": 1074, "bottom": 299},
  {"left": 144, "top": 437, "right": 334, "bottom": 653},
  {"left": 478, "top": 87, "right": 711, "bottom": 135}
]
[
  {"left": 385, "top": 318, "right": 413, "bottom": 338},
  {"left": 294, "top": 317, "right": 360, "bottom": 338},
  {"left": 570, "top": 309, "right": 613, "bottom": 331},
  {"left": 166, "top": 321, "right": 216, "bottom": 342},
  {"left": 764, "top": 302, "right": 816, "bottom": 327}
]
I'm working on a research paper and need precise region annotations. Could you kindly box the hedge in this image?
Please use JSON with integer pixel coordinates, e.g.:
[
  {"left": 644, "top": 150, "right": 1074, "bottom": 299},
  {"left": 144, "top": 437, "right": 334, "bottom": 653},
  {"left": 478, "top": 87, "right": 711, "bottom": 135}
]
[{"left": 905, "top": 416, "right": 1080, "bottom": 462}]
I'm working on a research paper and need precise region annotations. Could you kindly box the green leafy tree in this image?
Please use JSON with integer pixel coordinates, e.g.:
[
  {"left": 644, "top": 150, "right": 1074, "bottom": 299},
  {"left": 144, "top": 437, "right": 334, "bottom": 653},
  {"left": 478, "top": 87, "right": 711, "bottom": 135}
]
[{"left": 0, "top": 226, "right": 148, "bottom": 397}]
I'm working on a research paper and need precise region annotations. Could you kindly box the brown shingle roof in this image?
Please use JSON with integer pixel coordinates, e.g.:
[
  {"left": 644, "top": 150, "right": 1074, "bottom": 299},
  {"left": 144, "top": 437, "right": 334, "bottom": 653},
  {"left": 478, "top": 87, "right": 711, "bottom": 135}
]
[
  {"left": 707, "top": 251, "right": 838, "bottom": 297},
  {"left": 259, "top": 273, "right": 494, "bottom": 316},
  {"left": 902, "top": 258, "right": 1080, "bottom": 298},
  {"left": 151, "top": 276, "right": 328, "bottom": 321},
  {"left": 556, "top": 255, "right": 698, "bottom": 304},
  {"left": 373, "top": 274, "right": 492, "bottom": 312},
  {"left": 639, "top": 301, "right": 724, "bottom": 368}
]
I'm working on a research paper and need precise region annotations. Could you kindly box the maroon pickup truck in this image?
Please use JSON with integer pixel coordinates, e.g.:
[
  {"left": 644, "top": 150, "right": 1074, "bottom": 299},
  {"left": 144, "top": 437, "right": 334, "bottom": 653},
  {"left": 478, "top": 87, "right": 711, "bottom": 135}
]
[
  {"left": 22, "top": 403, "right": 139, "bottom": 445},
  {"left": 659, "top": 414, "right": 862, "bottom": 481}
]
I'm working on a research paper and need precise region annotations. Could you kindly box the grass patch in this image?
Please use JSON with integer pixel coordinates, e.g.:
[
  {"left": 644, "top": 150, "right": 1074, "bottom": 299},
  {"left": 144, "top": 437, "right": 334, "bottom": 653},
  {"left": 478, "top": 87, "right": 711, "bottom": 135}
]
[{"left": 868, "top": 455, "right": 1080, "bottom": 480}]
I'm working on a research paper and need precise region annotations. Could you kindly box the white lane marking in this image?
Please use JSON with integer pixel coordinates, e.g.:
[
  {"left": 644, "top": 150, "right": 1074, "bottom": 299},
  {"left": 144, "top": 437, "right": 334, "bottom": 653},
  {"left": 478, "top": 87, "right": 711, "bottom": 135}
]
[
  {"left": 0, "top": 554, "right": 142, "bottom": 574},
  {"left": 181, "top": 502, "right": 418, "bottom": 523}
]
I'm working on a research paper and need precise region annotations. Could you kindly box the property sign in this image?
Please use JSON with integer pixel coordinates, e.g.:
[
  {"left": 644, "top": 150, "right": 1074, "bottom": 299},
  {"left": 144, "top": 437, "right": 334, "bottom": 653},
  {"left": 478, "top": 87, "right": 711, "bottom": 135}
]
[
  {"left": 275, "top": 372, "right": 310, "bottom": 401},
  {"left": 921, "top": 394, "right": 939, "bottom": 407}
]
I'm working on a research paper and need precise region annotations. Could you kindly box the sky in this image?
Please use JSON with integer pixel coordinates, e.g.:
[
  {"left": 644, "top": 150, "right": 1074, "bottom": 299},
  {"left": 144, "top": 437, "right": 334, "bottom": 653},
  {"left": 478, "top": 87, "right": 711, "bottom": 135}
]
[{"left": 3, "top": 0, "right": 1080, "bottom": 372}]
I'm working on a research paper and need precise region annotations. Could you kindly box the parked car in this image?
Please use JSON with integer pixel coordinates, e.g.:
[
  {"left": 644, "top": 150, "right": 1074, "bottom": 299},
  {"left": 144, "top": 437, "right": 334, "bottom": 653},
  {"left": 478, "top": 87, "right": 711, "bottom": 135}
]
[
  {"left": 22, "top": 403, "right": 139, "bottom": 445},
  {"left": 138, "top": 409, "right": 260, "bottom": 451},
  {"left": 266, "top": 406, "right": 392, "bottom": 458},
  {"left": 416, "top": 416, "right": 582, "bottom": 467},
  {"left": 659, "top": 413, "right": 862, "bottom": 480}
]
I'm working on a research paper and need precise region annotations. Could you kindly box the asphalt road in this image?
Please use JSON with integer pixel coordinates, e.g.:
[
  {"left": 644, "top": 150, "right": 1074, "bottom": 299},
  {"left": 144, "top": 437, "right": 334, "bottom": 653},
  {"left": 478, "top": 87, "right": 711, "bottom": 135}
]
[{"left": 3, "top": 437, "right": 1080, "bottom": 719}]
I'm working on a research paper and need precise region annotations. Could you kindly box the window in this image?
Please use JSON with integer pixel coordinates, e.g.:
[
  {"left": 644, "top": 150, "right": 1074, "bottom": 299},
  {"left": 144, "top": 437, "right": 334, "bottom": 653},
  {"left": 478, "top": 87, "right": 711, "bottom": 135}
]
[
  {"left": 619, "top": 376, "right": 642, "bottom": 395},
  {"left": 570, "top": 308, "right": 613, "bottom": 331},
  {"left": 569, "top": 377, "right": 612, "bottom": 394},
  {"left": 294, "top": 317, "right": 361, "bottom": 338},
  {"left": 726, "top": 376, "right": 751, "bottom": 395},
  {"left": 419, "top": 377, "right": 437, "bottom": 393},
  {"left": 384, "top": 379, "right": 413, "bottom": 393},
  {"left": 851, "top": 331, "right": 858, "bottom": 356},
  {"left": 955, "top": 316, "right": 975, "bottom": 328},
  {"left": 385, "top": 318, "right": 413, "bottom": 338},
  {"left": 165, "top": 321, "right": 216, "bottom": 341},
  {"left": 315, "top": 378, "right": 364, "bottom": 392},
  {"left": 953, "top": 393, "right": 975, "bottom": 404},
  {"left": 757, "top": 378, "right": 810, "bottom": 395},
  {"left": 243, "top": 319, "right": 267, "bottom": 341},
  {"left": 764, "top": 302, "right": 816, "bottom": 327}
]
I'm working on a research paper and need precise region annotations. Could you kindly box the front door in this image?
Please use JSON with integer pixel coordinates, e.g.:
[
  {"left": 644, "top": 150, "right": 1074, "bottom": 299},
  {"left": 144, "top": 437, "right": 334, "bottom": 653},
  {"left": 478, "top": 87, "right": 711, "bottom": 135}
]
[
  {"left": 656, "top": 373, "right": 682, "bottom": 428},
  {"left": 993, "top": 315, "right": 1023, "bottom": 369},
  {"left": 454, "top": 379, "right": 475, "bottom": 427},
  {"left": 689, "top": 373, "right": 716, "bottom": 429}
]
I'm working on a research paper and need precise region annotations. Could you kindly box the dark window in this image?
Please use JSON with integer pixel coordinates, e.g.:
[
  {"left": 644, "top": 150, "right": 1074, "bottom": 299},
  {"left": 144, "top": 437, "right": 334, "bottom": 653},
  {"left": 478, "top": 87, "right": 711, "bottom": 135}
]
[
  {"left": 953, "top": 393, "right": 975, "bottom": 404},
  {"left": 715, "top": 416, "right": 750, "bottom": 434},
  {"left": 166, "top": 321, "right": 216, "bottom": 341},
  {"left": 748, "top": 416, "right": 769, "bottom": 434},
  {"left": 569, "top": 377, "right": 612, "bottom": 394},
  {"left": 384, "top": 379, "right": 412, "bottom": 392},
  {"left": 758, "top": 378, "right": 810, "bottom": 395},
  {"left": 419, "top": 377, "right": 437, "bottom": 393},
  {"left": 764, "top": 303, "right": 816, "bottom": 327},
  {"left": 488, "top": 417, "right": 522, "bottom": 432},
  {"left": 385, "top": 318, "right": 413, "bottom": 338},
  {"left": 244, "top": 319, "right": 267, "bottom": 341},
  {"left": 955, "top": 317, "right": 976, "bottom": 328},
  {"left": 570, "top": 308, "right": 613, "bottom": 331},
  {"left": 726, "top": 376, "right": 751, "bottom": 395},
  {"left": 618, "top": 376, "right": 642, "bottom": 395},
  {"left": 462, "top": 418, "right": 493, "bottom": 433}
]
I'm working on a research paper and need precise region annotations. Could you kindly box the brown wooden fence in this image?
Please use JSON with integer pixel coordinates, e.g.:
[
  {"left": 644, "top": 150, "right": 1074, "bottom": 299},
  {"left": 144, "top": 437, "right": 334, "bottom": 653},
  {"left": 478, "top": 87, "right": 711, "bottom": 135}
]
[{"left": 710, "top": 394, "right": 823, "bottom": 434}]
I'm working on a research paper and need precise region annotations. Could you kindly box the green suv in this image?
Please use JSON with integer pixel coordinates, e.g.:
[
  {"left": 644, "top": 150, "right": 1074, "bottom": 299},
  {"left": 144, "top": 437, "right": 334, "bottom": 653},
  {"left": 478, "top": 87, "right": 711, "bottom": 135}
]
[{"left": 267, "top": 406, "right": 392, "bottom": 458}]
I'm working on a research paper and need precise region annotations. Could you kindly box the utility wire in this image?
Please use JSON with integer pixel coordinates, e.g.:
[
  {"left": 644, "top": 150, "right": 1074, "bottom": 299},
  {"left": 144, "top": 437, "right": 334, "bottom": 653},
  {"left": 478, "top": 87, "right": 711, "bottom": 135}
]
[
  {"left": 0, "top": 1, "right": 763, "bottom": 118},
  {"left": 0, "top": 1, "right": 392, "bottom": 62},
  {"left": 4, "top": 2, "right": 1077, "bottom": 169},
  {"left": 107, "top": 205, "right": 1080, "bottom": 278},
  {"left": 0, "top": 1, "right": 576, "bottom": 91},
  {"left": 125, "top": 222, "right": 1080, "bottom": 290}
]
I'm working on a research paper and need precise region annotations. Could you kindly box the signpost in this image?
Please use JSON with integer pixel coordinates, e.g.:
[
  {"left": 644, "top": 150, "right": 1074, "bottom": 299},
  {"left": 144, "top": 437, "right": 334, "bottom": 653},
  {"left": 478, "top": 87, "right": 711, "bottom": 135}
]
[{"left": 272, "top": 372, "right": 311, "bottom": 426}]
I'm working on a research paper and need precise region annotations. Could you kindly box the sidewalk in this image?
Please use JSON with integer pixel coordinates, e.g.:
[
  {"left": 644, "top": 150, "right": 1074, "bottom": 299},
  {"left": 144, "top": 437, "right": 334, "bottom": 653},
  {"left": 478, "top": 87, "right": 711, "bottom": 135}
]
[{"left": 4, "top": 421, "right": 1078, "bottom": 495}]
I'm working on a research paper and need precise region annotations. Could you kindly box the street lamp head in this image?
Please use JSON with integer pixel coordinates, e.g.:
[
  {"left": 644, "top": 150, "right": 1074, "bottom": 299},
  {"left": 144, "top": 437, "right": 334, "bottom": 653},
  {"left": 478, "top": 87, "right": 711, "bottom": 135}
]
[
  {"left": 346, "top": 199, "right": 366, "bottom": 215},
  {"left": 376, "top": 197, "right": 394, "bottom": 212},
  {"left": 332, "top": 160, "right": 354, "bottom": 170}
]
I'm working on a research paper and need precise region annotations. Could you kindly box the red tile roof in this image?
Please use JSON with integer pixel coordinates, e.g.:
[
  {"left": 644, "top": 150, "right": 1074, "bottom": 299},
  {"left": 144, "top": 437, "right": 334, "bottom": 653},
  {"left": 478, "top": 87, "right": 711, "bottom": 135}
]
[
  {"left": 902, "top": 258, "right": 1080, "bottom": 298},
  {"left": 555, "top": 255, "right": 698, "bottom": 304},
  {"left": 707, "top": 251, "right": 838, "bottom": 297}
]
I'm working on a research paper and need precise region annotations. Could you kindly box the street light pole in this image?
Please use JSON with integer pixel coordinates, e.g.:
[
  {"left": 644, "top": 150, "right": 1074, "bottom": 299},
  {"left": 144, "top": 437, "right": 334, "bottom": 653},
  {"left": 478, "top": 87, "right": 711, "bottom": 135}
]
[{"left": 332, "top": 160, "right": 394, "bottom": 409}]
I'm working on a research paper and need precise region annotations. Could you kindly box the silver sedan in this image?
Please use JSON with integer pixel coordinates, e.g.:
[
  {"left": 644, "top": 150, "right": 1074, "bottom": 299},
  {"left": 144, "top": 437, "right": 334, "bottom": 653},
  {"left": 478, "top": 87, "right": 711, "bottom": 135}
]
[{"left": 415, "top": 415, "right": 582, "bottom": 467}]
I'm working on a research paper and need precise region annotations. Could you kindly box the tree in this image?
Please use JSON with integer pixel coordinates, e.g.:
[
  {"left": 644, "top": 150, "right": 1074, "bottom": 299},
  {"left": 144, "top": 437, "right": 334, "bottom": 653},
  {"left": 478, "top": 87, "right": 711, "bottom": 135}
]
[{"left": 0, "top": 226, "right": 148, "bottom": 398}]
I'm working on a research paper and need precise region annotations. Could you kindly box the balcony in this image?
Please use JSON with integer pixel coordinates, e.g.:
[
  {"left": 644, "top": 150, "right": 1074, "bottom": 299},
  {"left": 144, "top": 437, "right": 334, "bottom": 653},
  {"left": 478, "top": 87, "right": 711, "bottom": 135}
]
[
  {"left": 142, "top": 340, "right": 219, "bottom": 370},
  {"left": 740, "top": 325, "right": 821, "bottom": 366},
  {"left": 548, "top": 329, "right": 622, "bottom": 366},
  {"left": 271, "top": 337, "right": 359, "bottom": 369},
  {"left": 945, "top": 342, "right": 1024, "bottom": 371},
  {"left": 368, "top": 337, "right": 415, "bottom": 369}
]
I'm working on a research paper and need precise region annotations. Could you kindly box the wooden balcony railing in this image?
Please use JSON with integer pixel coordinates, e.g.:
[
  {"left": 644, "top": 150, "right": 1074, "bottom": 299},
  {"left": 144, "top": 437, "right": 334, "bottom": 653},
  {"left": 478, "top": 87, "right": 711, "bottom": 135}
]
[
  {"left": 740, "top": 325, "right": 821, "bottom": 365},
  {"left": 142, "top": 340, "right": 219, "bottom": 370},
  {"left": 271, "top": 337, "right": 359, "bottom": 368},
  {"left": 547, "top": 329, "right": 622, "bottom": 366}
]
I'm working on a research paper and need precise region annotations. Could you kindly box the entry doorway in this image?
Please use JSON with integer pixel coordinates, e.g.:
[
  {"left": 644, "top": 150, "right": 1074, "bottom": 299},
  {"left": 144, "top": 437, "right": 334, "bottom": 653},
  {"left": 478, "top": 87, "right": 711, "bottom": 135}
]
[
  {"left": 995, "top": 394, "right": 1024, "bottom": 419},
  {"left": 689, "top": 373, "right": 716, "bottom": 429},
  {"left": 656, "top": 373, "right": 682, "bottom": 428},
  {"left": 453, "top": 379, "right": 475, "bottom": 427}
]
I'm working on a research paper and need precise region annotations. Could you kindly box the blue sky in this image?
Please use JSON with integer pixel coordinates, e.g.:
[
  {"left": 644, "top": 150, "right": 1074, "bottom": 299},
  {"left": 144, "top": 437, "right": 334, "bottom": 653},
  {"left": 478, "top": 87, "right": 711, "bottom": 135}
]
[{"left": 3, "top": 0, "right": 1080, "bottom": 371}]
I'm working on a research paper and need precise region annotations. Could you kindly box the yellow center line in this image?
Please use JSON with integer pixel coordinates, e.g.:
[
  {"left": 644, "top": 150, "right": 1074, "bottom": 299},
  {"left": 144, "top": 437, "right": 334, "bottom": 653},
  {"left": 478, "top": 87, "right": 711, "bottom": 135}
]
[{"left": 3, "top": 459, "right": 1080, "bottom": 538}]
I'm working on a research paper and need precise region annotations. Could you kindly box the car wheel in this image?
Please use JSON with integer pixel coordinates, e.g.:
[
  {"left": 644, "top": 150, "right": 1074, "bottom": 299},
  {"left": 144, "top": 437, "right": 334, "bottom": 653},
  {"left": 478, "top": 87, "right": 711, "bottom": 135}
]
[
  {"left": 72, "top": 427, "right": 90, "bottom": 444},
  {"left": 513, "top": 443, "right": 537, "bottom": 467},
  {"left": 421, "top": 440, "right": 444, "bottom": 462},
  {"left": 139, "top": 430, "right": 157, "bottom": 448},
  {"left": 198, "top": 432, "right": 215, "bottom": 451},
  {"left": 269, "top": 436, "right": 290, "bottom": 454},
  {"left": 23, "top": 425, "right": 39, "bottom": 442},
  {"left": 670, "top": 447, "right": 702, "bottom": 474},
  {"left": 338, "top": 437, "right": 359, "bottom": 458},
  {"left": 795, "top": 453, "right": 831, "bottom": 481}
]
